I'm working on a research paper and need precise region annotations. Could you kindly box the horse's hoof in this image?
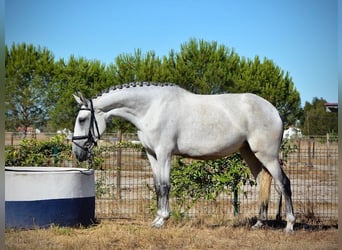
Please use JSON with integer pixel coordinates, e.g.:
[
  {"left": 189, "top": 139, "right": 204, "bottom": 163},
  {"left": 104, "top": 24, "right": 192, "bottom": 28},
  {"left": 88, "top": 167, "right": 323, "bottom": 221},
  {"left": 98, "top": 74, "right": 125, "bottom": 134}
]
[
  {"left": 251, "top": 220, "right": 264, "bottom": 230},
  {"left": 151, "top": 216, "right": 165, "bottom": 228},
  {"left": 284, "top": 223, "right": 295, "bottom": 233},
  {"left": 284, "top": 216, "right": 295, "bottom": 233}
]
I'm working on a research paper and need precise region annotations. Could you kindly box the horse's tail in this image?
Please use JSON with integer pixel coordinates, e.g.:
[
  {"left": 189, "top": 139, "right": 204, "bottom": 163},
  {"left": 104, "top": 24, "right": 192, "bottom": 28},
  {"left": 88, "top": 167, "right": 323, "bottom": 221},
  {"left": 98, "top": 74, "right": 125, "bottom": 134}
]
[{"left": 259, "top": 168, "right": 272, "bottom": 218}]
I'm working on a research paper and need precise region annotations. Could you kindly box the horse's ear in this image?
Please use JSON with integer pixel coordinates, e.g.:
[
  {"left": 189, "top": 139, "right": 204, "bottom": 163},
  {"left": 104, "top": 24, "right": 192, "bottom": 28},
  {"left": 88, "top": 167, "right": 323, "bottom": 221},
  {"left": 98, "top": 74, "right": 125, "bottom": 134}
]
[
  {"left": 73, "top": 92, "right": 89, "bottom": 106},
  {"left": 73, "top": 93, "right": 84, "bottom": 106}
]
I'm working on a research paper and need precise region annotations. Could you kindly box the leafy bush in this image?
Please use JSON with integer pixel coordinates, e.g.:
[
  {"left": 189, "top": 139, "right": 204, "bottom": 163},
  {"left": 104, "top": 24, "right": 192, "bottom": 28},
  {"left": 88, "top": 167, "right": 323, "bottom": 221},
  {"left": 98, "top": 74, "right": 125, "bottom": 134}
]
[
  {"left": 280, "top": 138, "right": 298, "bottom": 164},
  {"left": 5, "top": 135, "right": 71, "bottom": 166},
  {"left": 170, "top": 153, "right": 255, "bottom": 215}
]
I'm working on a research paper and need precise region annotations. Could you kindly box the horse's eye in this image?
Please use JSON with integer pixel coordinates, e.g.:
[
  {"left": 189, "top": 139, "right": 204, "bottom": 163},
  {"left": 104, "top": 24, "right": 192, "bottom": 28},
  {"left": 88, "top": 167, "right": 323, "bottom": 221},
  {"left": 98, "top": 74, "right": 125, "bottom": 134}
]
[{"left": 78, "top": 117, "right": 87, "bottom": 123}]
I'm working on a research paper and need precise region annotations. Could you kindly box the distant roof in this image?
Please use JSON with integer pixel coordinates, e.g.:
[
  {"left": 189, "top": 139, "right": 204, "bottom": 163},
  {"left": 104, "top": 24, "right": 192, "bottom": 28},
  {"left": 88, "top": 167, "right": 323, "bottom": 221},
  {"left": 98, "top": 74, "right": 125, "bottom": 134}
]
[{"left": 324, "top": 102, "right": 338, "bottom": 112}]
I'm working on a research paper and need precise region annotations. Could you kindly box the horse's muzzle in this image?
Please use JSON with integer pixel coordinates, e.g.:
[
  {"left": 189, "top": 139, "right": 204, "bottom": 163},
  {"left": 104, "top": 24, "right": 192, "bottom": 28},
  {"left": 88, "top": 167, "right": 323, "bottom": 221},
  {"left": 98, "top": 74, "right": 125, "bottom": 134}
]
[
  {"left": 72, "top": 144, "right": 91, "bottom": 162},
  {"left": 75, "top": 151, "right": 90, "bottom": 162}
]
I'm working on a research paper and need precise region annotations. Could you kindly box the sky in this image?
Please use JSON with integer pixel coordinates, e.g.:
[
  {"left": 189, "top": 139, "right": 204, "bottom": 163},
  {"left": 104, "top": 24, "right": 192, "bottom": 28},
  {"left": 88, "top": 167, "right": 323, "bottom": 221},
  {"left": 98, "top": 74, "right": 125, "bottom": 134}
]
[{"left": 5, "top": 0, "right": 338, "bottom": 106}]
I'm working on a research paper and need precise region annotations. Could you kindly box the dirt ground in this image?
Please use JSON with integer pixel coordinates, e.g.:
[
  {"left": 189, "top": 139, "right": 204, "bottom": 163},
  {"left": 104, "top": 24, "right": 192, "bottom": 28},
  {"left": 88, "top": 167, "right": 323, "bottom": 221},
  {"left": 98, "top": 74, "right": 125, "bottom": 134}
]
[{"left": 5, "top": 219, "right": 338, "bottom": 250}]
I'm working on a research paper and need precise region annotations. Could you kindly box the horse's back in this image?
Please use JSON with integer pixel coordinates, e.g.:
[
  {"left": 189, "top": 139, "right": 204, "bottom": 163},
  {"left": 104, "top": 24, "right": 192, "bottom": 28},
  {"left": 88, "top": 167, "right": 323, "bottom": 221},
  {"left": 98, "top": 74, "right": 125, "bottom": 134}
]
[
  {"left": 179, "top": 91, "right": 282, "bottom": 131},
  {"left": 167, "top": 91, "right": 282, "bottom": 159}
]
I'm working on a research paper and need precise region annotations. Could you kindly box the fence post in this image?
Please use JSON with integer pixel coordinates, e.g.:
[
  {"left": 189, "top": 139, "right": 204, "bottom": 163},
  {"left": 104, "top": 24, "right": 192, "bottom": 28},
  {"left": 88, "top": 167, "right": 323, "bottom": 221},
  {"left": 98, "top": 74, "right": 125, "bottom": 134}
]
[
  {"left": 307, "top": 137, "right": 313, "bottom": 167},
  {"left": 312, "top": 138, "right": 315, "bottom": 158},
  {"left": 116, "top": 131, "right": 122, "bottom": 199},
  {"left": 326, "top": 133, "right": 330, "bottom": 167},
  {"left": 297, "top": 139, "right": 301, "bottom": 164},
  {"left": 233, "top": 189, "right": 239, "bottom": 216},
  {"left": 53, "top": 146, "right": 58, "bottom": 166}
]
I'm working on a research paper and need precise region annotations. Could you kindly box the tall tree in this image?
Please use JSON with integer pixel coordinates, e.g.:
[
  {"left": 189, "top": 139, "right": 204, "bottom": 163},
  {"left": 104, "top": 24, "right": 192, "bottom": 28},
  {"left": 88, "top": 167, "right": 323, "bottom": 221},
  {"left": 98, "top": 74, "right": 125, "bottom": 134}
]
[
  {"left": 48, "top": 56, "right": 109, "bottom": 130},
  {"left": 6, "top": 40, "right": 303, "bottom": 134},
  {"left": 110, "top": 49, "right": 164, "bottom": 84},
  {"left": 164, "top": 38, "right": 239, "bottom": 94},
  {"left": 107, "top": 39, "right": 302, "bottom": 127},
  {"left": 302, "top": 97, "right": 338, "bottom": 135},
  {"left": 5, "top": 43, "right": 55, "bottom": 134}
]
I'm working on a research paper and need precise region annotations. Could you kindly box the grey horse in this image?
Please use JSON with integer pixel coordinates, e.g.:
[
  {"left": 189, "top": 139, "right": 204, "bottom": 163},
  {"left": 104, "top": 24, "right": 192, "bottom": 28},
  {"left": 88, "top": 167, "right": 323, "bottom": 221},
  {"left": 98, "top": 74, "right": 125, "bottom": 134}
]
[{"left": 72, "top": 82, "right": 295, "bottom": 232}]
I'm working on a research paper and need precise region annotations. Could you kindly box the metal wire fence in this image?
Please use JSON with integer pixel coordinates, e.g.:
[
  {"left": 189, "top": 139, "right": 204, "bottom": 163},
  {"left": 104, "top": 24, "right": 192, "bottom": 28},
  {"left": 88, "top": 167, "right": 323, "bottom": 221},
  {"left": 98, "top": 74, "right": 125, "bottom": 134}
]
[
  {"left": 5, "top": 132, "right": 338, "bottom": 223},
  {"left": 92, "top": 135, "right": 338, "bottom": 224}
]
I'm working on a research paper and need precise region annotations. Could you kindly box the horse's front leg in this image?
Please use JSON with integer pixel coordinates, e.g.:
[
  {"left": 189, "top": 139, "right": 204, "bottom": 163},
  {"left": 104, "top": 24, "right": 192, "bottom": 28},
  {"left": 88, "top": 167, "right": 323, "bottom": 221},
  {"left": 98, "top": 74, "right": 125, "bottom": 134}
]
[
  {"left": 146, "top": 152, "right": 171, "bottom": 228},
  {"left": 152, "top": 182, "right": 170, "bottom": 228}
]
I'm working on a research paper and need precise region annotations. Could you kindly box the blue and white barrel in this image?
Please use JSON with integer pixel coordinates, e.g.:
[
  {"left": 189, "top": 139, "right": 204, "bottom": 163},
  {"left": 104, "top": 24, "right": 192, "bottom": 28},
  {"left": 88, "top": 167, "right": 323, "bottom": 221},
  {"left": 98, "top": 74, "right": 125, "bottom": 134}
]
[{"left": 5, "top": 167, "right": 95, "bottom": 229}]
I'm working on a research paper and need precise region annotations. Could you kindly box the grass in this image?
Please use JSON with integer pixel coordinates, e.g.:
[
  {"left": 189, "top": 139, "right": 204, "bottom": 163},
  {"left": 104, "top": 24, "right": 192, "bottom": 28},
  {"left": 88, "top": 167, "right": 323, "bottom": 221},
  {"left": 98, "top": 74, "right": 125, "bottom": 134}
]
[{"left": 5, "top": 219, "right": 338, "bottom": 250}]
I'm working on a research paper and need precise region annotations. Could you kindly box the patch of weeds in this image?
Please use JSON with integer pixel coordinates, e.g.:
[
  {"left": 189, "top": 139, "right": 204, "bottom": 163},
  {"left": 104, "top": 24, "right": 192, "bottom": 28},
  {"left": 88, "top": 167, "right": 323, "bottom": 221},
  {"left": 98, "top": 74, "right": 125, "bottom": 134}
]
[{"left": 49, "top": 225, "right": 73, "bottom": 236}]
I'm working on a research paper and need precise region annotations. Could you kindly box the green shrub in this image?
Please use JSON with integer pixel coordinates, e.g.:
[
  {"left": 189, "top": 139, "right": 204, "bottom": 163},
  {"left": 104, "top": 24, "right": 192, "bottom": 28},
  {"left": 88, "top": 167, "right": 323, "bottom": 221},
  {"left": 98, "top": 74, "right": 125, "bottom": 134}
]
[
  {"left": 5, "top": 135, "right": 71, "bottom": 166},
  {"left": 170, "top": 153, "right": 255, "bottom": 216}
]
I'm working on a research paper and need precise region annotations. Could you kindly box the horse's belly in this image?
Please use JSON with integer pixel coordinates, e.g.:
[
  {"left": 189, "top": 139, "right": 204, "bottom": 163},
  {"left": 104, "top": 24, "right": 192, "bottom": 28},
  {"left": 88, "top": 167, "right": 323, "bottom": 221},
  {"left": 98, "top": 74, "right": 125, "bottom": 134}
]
[{"left": 175, "top": 133, "right": 245, "bottom": 160}]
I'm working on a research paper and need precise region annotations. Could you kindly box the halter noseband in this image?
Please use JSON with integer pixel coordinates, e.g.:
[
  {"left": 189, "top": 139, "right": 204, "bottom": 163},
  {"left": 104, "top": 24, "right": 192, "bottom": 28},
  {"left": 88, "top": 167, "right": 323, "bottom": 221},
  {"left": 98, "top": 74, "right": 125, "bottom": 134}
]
[{"left": 72, "top": 100, "right": 101, "bottom": 153}]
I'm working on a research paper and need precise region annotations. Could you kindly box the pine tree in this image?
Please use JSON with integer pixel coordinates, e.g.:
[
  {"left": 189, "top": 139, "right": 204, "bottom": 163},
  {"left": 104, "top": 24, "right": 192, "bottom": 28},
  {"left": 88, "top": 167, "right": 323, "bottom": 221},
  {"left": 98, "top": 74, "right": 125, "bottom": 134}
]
[{"left": 5, "top": 43, "right": 55, "bottom": 133}]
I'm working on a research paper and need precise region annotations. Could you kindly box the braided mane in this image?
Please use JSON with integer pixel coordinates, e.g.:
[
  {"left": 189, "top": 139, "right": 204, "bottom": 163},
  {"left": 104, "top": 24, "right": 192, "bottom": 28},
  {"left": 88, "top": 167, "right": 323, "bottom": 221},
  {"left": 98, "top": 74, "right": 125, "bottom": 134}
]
[{"left": 94, "top": 82, "right": 177, "bottom": 98}]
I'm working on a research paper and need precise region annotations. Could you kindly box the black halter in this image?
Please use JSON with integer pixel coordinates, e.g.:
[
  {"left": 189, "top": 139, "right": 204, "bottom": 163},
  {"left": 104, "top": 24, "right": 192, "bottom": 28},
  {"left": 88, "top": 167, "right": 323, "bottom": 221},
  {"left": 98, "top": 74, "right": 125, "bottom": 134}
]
[{"left": 72, "top": 100, "right": 101, "bottom": 153}]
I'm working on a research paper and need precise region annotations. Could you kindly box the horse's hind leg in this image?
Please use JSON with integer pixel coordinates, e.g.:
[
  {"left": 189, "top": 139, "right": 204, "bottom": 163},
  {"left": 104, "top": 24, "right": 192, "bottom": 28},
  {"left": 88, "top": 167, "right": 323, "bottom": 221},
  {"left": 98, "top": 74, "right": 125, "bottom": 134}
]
[
  {"left": 254, "top": 152, "right": 295, "bottom": 232},
  {"left": 240, "top": 144, "right": 272, "bottom": 229},
  {"left": 275, "top": 181, "right": 283, "bottom": 221}
]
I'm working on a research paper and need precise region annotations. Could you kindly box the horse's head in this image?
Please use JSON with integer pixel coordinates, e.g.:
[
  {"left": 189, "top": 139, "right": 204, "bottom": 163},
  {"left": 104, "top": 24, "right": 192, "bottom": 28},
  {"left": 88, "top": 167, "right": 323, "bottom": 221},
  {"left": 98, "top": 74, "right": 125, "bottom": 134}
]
[{"left": 72, "top": 93, "right": 106, "bottom": 162}]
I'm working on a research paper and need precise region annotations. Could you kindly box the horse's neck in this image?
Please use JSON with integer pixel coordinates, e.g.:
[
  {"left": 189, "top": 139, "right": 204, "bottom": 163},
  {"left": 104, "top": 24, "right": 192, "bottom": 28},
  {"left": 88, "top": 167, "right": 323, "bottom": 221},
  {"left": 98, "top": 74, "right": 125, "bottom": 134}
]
[{"left": 93, "top": 87, "right": 172, "bottom": 130}]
